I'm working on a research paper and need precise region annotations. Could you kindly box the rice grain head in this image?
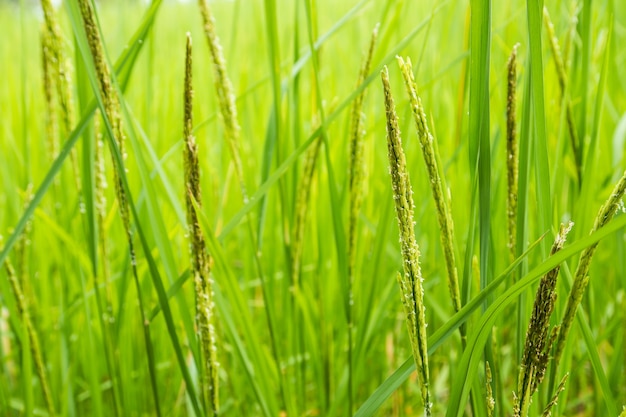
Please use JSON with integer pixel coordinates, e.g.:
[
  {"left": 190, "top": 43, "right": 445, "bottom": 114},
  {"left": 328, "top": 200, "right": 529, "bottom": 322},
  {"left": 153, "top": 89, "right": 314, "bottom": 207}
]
[
  {"left": 197, "top": 0, "right": 247, "bottom": 202},
  {"left": 41, "top": 24, "right": 58, "bottom": 161},
  {"left": 291, "top": 131, "right": 322, "bottom": 283},
  {"left": 348, "top": 23, "right": 379, "bottom": 279},
  {"left": 506, "top": 44, "right": 519, "bottom": 263},
  {"left": 543, "top": 6, "right": 581, "bottom": 178},
  {"left": 397, "top": 55, "right": 461, "bottom": 317},
  {"left": 1, "top": 238, "right": 55, "bottom": 416},
  {"left": 485, "top": 362, "right": 495, "bottom": 417},
  {"left": 541, "top": 373, "right": 569, "bottom": 417},
  {"left": 515, "top": 221, "right": 573, "bottom": 417},
  {"left": 183, "top": 33, "right": 219, "bottom": 416},
  {"left": 40, "top": 0, "right": 80, "bottom": 190},
  {"left": 77, "top": 0, "right": 131, "bottom": 244},
  {"left": 382, "top": 66, "right": 431, "bottom": 416},
  {"left": 555, "top": 171, "right": 626, "bottom": 366}
]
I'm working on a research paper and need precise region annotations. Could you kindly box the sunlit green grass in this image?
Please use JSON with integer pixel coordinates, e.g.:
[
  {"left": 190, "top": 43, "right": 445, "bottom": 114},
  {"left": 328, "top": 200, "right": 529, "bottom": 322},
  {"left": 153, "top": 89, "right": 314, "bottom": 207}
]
[{"left": 1, "top": 0, "right": 625, "bottom": 416}]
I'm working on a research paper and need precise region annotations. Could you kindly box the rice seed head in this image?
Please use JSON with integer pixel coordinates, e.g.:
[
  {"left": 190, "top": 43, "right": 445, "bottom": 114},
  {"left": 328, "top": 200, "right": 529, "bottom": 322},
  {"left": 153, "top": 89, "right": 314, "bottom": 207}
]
[
  {"left": 348, "top": 23, "right": 379, "bottom": 278},
  {"left": 41, "top": 24, "right": 58, "bottom": 161},
  {"left": 1, "top": 239, "right": 56, "bottom": 416},
  {"left": 516, "top": 221, "right": 573, "bottom": 416},
  {"left": 197, "top": 0, "right": 247, "bottom": 202},
  {"left": 506, "top": 44, "right": 519, "bottom": 262},
  {"left": 555, "top": 171, "right": 626, "bottom": 364},
  {"left": 544, "top": 6, "right": 581, "bottom": 176},
  {"left": 382, "top": 66, "right": 431, "bottom": 416},
  {"left": 93, "top": 111, "right": 113, "bottom": 306},
  {"left": 486, "top": 362, "right": 495, "bottom": 417},
  {"left": 184, "top": 33, "right": 207, "bottom": 278},
  {"left": 183, "top": 33, "right": 219, "bottom": 415},
  {"left": 41, "top": 0, "right": 80, "bottom": 189},
  {"left": 397, "top": 55, "right": 462, "bottom": 316},
  {"left": 291, "top": 132, "right": 322, "bottom": 282},
  {"left": 94, "top": 112, "right": 108, "bottom": 222},
  {"left": 543, "top": 8, "right": 567, "bottom": 91},
  {"left": 77, "top": 0, "right": 132, "bottom": 242},
  {"left": 541, "top": 373, "right": 569, "bottom": 417}
]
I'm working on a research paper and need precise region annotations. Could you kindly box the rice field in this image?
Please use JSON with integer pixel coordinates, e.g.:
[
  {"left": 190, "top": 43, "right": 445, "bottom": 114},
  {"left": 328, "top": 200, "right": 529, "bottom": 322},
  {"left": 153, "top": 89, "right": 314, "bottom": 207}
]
[{"left": 1, "top": 0, "right": 625, "bottom": 416}]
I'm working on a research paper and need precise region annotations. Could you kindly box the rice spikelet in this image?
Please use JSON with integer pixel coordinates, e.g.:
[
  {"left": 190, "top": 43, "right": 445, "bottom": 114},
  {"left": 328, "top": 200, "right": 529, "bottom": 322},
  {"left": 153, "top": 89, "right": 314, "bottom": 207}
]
[
  {"left": 541, "top": 374, "right": 569, "bottom": 417},
  {"left": 506, "top": 44, "right": 519, "bottom": 263},
  {"left": 554, "top": 171, "right": 626, "bottom": 365},
  {"left": 197, "top": 0, "right": 247, "bottom": 202},
  {"left": 291, "top": 133, "right": 322, "bottom": 282},
  {"left": 76, "top": 0, "right": 162, "bottom": 413},
  {"left": 543, "top": 6, "right": 581, "bottom": 181},
  {"left": 348, "top": 24, "right": 379, "bottom": 278},
  {"left": 41, "top": 25, "right": 58, "bottom": 161},
  {"left": 486, "top": 362, "right": 495, "bottom": 417},
  {"left": 515, "top": 221, "right": 573, "bottom": 417},
  {"left": 94, "top": 111, "right": 112, "bottom": 308},
  {"left": 183, "top": 33, "right": 219, "bottom": 415},
  {"left": 77, "top": 0, "right": 130, "bottom": 244},
  {"left": 40, "top": 0, "right": 80, "bottom": 189},
  {"left": 382, "top": 66, "right": 431, "bottom": 416},
  {"left": 397, "top": 56, "right": 461, "bottom": 319},
  {"left": 347, "top": 24, "right": 378, "bottom": 413},
  {"left": 1, "top": 238, "right": 55, "bottom": 416}
]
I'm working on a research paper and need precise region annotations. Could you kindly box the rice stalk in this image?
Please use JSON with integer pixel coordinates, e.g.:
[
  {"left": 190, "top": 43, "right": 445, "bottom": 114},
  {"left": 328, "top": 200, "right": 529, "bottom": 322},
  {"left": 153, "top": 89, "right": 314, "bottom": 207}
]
[
  {"left": 514, "top": 221, "right": 573, "bottom": 417},
  {"left": 543, "top": 6, "right": 581, "bottom": 183},
  {"left": 40, "top": 0, "right": 80, "bottom": 190},
  {"left": 506, "top": 44, "right": 519, "bottom": 264},
  {"left": 381, "top": 66, "right": 431, "bottom": 416},
  {"left": 347, "top": 24, "right": 378, "bottom": 413},
  {"left": 183, "top": 33, "right": 219, "bottom": 416},
  {"left": 197, "top": 0, "right": 247, "bottom": 201},
  {"left": 554, "top": 171, "right": 626, "bottom": 366},
  {"left": 396, "top": 56, "right": 461, "bottom": 319},
  {"left": 1, "top": 238, "right": 55, "bottom": 417},
  {"left": 76, "top": 0, "right": 161, "bottom": 414}
]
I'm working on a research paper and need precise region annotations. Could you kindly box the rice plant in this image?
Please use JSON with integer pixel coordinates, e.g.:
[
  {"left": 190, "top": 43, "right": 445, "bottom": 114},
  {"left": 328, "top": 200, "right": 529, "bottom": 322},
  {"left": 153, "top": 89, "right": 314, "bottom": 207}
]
[{"left": 0, "top": 0, "right": 624, "bottom": 416}]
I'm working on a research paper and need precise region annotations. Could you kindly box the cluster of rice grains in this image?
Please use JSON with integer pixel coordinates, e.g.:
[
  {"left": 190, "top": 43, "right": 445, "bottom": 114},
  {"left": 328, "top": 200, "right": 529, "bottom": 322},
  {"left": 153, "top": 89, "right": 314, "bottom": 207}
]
[
  {"left": 381, "top": 65, "right": 432, "bottom": 416},
  {"left": 183, "top": 33, "right": 219, "bottom": 416}
]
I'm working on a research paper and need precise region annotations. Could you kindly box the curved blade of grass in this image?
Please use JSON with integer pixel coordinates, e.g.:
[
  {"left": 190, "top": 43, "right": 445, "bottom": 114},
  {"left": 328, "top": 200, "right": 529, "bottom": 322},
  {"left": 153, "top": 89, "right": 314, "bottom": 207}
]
[
  {"left": 577, "top": 17, "right": 613, "bottom": 233},
  {"left": 469, "top": 0, "right": 492, "bottom": 301},
  {"left": 528, "top": 0, "right": 553, "bottom": 248},
  {"left": 257, "top": 0, "right": 282, "bottom": 249}
]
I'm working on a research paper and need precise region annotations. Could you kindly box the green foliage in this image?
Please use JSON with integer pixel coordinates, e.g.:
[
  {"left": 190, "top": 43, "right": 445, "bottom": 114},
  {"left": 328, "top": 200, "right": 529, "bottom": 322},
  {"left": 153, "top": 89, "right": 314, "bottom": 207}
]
[{"left": 0, "top": 0, "right": 624, "bottom": 416}]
